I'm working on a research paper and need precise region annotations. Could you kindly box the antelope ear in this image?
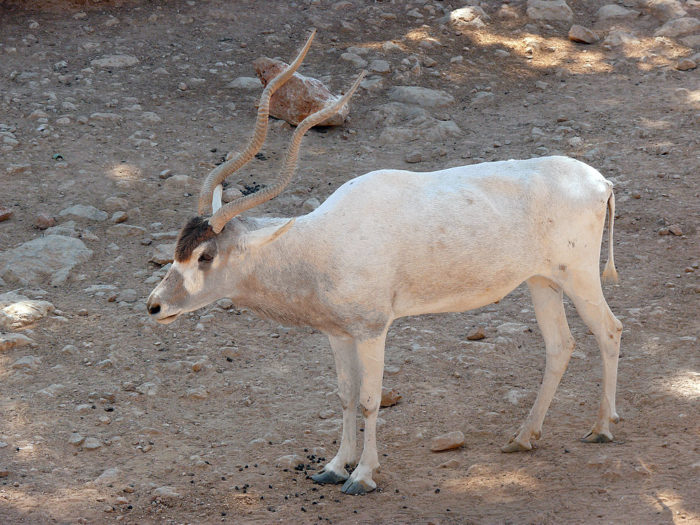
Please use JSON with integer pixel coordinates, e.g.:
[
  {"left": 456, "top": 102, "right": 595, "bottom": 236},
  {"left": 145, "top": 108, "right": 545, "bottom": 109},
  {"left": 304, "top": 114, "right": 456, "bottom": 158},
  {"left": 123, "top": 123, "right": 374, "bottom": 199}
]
[
  {"left": 212, "top": 184, "right": 223, "bottom": 214},
  {"left": 243, "top": 218, "right": 296, "bottom": 251}
]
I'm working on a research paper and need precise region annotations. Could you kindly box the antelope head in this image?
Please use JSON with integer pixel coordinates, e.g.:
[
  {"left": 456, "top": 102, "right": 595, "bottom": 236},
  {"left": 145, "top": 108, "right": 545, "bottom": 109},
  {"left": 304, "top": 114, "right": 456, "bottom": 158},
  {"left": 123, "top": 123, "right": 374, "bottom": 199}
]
[{"left": 146, "top": 31, "right": 365, "bottom": 324}]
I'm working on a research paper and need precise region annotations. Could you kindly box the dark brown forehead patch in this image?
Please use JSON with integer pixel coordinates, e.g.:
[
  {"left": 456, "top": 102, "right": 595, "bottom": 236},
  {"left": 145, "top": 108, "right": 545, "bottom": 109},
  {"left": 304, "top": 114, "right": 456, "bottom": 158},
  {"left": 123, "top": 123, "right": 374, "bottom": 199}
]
[{"left": 175, "top": 216, "right": 217, "bottom": 262}]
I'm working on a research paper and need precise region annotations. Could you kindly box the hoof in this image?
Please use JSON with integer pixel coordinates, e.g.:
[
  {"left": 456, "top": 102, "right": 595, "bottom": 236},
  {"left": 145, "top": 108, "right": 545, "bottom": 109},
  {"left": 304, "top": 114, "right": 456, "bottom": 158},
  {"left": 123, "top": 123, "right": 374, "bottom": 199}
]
[
  {"left": 500, "top": 437, "right": 533, "bottom": 453},
  {"left": 341, "top": 478, "right": 376, "bottom": 495},
  {"left": 311, "top": 469, "right": 348, "bottom": 485},
  {"left": 580, "top": 431, "right": 613, "bottom": 444}
]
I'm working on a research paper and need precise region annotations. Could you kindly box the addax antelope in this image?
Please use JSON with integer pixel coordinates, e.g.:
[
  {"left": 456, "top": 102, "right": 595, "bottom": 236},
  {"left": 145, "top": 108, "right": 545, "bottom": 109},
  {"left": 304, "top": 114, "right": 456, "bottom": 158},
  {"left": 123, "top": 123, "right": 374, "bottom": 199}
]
[{"left": 147, "top": 31, "right": 622, "bottom": 495}]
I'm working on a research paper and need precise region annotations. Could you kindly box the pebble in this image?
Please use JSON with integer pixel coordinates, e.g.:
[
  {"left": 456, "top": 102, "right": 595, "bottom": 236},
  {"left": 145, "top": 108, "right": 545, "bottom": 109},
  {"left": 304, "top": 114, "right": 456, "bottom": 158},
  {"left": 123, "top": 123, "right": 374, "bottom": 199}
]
[
  {"left": 568, "top": 25, "right": 599, "bottom": 44},
  {"left": 467, "top": 327, "right": 486, "bottom": 341},
  {"left": 94, "top": 467, "right": 120, "bottom": 484},
  {"left": 430, "top": 431, "right": 465, "bottom": 452},
  {"left": 11, "top": 355, "right": 41, "bottom": 370},
  {"left": 69, "top": 433, "right": 85, "bottom": 446},
  {"left": 380, "top": 387, "right": 402, "bottom": 407},
  {"left": 405, "top": 151, "right": 423, "bottom": 163},
  {"left": 0, "top": 333, "right": 33, "bottom": 352},
  {"left": 526, "top": 0, "right": 573, "bottom": 22},
  {"left": 186, "top": 386, "right": 209, "bottom": 400},
  {"left": 276, "top": 454, "right": 302, "bottom": 468},
  {"left": 0, "top": 207, "right": 13, "bottom": 222},
  {"left": 83, "top": 437, "right": 102, "bottom": 450},
  {"left": 152, "top": 486, "right": 180, "bottom": 500},
  {"left": 228, "top": 77, "right": 260, "bottom": 90},
  {"left": 112, "top": 211, "right": 128, "bottom": 223},
  {"left": 676, "top": 58, "right": 697, "bottom": 71},
  {"left": 340, "top": 52, "right": 368, "bottom": 68},
  {"left": 33, "top": 213, "right": 56, "bottom": 229},
  {"left": 59, "top": 204, "right": 108, "bottom": 222},
  {"left": 438, "top": 458, "right": 461, "bottom": 469},
  {"left": 302, "top": 197, "right": 321, "bottom": 213},
  {"left": 150, "top": 244, "right": 175, "bottom": 265},
  {"left": 75, "top": 403, "right": 93, "bottom": 413},
  {"left": 369, "top": 60, "right": 391, "bottom": 74}
]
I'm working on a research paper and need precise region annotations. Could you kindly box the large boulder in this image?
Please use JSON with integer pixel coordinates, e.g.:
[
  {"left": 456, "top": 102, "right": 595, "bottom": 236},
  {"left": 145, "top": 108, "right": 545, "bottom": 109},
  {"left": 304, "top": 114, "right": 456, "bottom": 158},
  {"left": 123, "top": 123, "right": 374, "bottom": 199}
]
[
  {"left": 0, "top": 235, "right": 92, "bottom": 285},
  {"left": 253, "top": 57, "right": 349, "bottom": 126}
]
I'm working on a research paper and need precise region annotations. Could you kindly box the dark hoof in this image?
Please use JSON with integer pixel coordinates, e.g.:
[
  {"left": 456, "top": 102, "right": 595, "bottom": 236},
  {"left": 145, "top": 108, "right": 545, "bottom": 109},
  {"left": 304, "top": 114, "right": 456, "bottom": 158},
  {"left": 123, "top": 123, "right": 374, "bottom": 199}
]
[
  {"left": 341, "top": 478, "right": 376, "bottom": 495},
  {"left": 580, "top": 431, "right": 613, "bottom": 444},
  {"left": 311, "top": 469, "right": 347, "bottom": 485}
]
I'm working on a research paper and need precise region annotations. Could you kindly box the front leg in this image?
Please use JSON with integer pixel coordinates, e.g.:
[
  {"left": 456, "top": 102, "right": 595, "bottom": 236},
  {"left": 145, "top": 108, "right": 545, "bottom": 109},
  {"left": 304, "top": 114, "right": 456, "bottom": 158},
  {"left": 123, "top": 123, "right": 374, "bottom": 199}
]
[
  {"left": 341, "top": 332, "right": 386, "bottom": 495},
  {"left": 311, "top": 335, "right": 359, "bottom": 485}
]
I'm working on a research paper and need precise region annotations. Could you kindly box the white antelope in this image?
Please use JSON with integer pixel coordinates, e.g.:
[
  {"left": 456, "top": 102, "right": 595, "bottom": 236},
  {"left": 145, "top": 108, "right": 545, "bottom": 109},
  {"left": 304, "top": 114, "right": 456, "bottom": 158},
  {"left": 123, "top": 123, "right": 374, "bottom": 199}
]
[{"left": 147, "top": 31, "right": 622, "bottom": 495}]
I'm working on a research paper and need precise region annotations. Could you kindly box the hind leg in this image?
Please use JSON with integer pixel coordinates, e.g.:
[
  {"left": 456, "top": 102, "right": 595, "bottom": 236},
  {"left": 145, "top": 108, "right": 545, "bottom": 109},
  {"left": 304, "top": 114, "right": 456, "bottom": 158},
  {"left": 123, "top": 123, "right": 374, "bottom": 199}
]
[
  {"left": 502, "top": 276, "right": 575, "bottom": 452},
  {"left": 563, "top": 270, "right": 622, "bottom": 443}
]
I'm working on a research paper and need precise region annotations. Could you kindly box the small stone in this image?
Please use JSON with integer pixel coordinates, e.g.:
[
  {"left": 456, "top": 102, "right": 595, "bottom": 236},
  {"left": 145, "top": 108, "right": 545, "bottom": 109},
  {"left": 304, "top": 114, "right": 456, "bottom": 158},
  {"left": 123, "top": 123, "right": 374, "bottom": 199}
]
[
  {"left": 186, "top": 386, "right": 209, "bottom": 400},
  {"left": 388, "top": 86, "right": 455, "bottom": 108},
  {"left": 568, "top": 25, "right": 599, "bottom": 44},
  {"left": 118, "top": 289, "right": 138, "bottom": 303},
  {"left": 340, "top": 52, "right": 368, "bottom": 68},
  {"left": 302, "top": 197, "right": 321, "bottom": 213},
  {"left": 112, "top": 211, "right": 128, "bottom": 224},
  {"left": 69, "top": 433, "right": 85, "bottom": 446},
  {"left": 150, "top": 244, "right": 175, "bottom": 265},
  {"left": 0, "top": 207, "right": 12, "bottom": 222},
  {"left": 0, "top": 333, "right": 33, "bottom": 352},
  {"left": 75, "top": 403, "right": 92, "bottom": 413},
  {"left": 94, "top": 467, "right": 120, "bottom": 484},
  {"left": 59, "top": 204, "right": 108, "bottom": 222},
  {"left": 526, "top": 0, "right": 574, "bottom": 22},
  {"left": 275, "top": 454, "right": 302, "bottom": 468},
  {"left": 33, "top": 213, "right": 56, "bottom": 230},
  {"left": 228, "top": 77, "right": 260, "bottom": 90},
  {"left": 467, "top": 327, "right": 486, "bottom": 341},
  {"left": 369, "top": 60, "right": 391, "bottom": 74},
  {"left": 676, "top": 58, "right": 697, "bottom": 71},
  {"left": 430, "top": 431, "right": 465, "bottom": 452},
  {"left": 192, "top": 360, "right": 206, "bottom": 372},
  {"left": 596, "top": 4, "right": 639, "bottom": 21},
  {"left": 438, "top": 458, "right": 461, "bottom": 469},
  {"left": 668, "top": 224, "right": 683, "bottom": 236},
  {"left": 380, "top": 387, "right": 402, "bottom": 408},
  {"left": 404, "top": 151, "right": 423, "bottom": 163},
  {"left": 152, "top": 486, "right": 180, "bottom": 500},
  {"left": 83, "top": 437, "right": 102, "bottom": 450},
  {"left": 11, "top": 355, "right": 41, "bottom": 370},
  {"left": 97, "top": 359, "right": 113, "bottom": 370}
]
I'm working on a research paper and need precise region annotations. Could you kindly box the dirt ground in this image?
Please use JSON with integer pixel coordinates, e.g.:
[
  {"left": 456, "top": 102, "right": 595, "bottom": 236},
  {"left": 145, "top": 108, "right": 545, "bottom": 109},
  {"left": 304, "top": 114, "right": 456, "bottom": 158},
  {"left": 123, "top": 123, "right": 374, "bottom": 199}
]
[{"left": 1, "top": 0, "right": 699, "bottom": 523}]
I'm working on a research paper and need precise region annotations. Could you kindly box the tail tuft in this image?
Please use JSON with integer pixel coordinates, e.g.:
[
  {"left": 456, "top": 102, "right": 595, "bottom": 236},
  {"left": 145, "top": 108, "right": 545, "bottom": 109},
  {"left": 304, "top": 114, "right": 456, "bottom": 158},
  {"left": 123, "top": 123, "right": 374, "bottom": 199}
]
[{"left": 603, "top": 190, "right": 619, "bottom": 284}]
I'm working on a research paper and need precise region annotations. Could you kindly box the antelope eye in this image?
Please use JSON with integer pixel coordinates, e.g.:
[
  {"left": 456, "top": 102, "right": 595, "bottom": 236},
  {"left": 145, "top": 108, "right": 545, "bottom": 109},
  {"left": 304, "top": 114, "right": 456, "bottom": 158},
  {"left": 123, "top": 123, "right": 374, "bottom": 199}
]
[{"left": 198, "top": 252, "right": 214, "bottom": 263}]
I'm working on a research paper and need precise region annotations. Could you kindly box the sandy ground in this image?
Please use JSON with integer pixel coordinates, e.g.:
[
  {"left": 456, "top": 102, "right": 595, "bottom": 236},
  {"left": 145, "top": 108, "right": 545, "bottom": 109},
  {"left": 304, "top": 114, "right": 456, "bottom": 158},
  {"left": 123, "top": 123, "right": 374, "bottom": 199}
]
[{"left": 0, "top": 0, "right": 699, "bottom": 523}]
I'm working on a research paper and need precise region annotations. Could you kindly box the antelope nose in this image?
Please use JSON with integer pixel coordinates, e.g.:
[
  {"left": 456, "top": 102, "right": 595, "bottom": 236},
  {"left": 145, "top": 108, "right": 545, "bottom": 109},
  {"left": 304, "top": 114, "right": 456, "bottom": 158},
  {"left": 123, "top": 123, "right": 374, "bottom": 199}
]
[{"left": 147, "top": 300, "right": 161, "bottom": 316}]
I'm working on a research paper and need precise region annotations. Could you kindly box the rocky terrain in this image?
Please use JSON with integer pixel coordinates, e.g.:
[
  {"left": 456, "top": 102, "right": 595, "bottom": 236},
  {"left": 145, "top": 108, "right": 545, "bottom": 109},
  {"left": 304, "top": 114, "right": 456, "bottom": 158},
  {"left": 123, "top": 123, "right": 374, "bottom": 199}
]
[{"left": 0, "top": 0, "right": 698, "bottom": 523}]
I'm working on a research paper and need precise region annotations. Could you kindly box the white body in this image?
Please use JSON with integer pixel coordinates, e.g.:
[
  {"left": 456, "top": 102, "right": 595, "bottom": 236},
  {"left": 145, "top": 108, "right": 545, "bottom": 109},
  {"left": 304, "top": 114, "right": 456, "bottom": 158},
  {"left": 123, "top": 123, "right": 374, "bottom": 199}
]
[{"left": 148, "top": 155, "right": 622, "bottom": 494}]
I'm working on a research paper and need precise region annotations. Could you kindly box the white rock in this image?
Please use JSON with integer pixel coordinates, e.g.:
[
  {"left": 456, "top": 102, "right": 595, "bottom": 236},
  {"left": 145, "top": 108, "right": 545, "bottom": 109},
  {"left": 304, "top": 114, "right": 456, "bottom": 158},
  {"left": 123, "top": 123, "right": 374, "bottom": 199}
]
[
  {"left": 91, "top": 55, "right": 139, "bottom": 68},
  {"left": 68, "top": 433, "right": 85, "bottom": 446},
  {"left": 526, "top": 0, "right": 573, "bottom": 22},
  {"left": 496, "top": 322, "right": 530, "bottom": 335},
  {"left": 0, "top": 332, "right": 34, "bottom": 351},
  {"left": 604, "top": 30, "right": 640, "bottom": 46},
  {"left": 340, "top": 52, "right": 368, "bottom": 68},
  {"left": 228, "top": 77, "right": 261, "bottom": 90},
  {"left": 387, "top": 86, "right": 455, "bottom": 108},
  {"left": 37, "top": 383, "right": 64, "bottom": 396},
  {"left": 90, "top": 112, "right": 123, "bottom": 123},
  {"left": 0, "top": 292, "right": 55, "bottom": 329},
  {"left": 11, "top": 355, "right": 41, "bottom": 370},
  {"left": 448, "top": 6, "right": 490, "bottom": 28},
  {"left": 430, "top": 431, "right": 465, "bottom": 451},
  {"left": 83, "top": 437, "right": 102, "bottom": 450},
  {"left": 150, "top": 244, "right": 175, "bottom": 265},
  {"left": 654, "top": 17, "right": 700, "bottom": 37},
  {"left": 596, "top": 5, "right": 639, "bottom": 21},
  {"left": 59, "top": 204, "right": 108, "bottom": 221},
  {"left": 0, "top": 235, "right": 92, "bottom": 286},
  {"left": 302, "top": 197, "right": 321, "bottom": 213},
  {"left": 506, "top": 389, "right": 529, "bottom": 405},
  {"left": 152, "top": 486, "right": 180, "bottom": 500},
  {"left": 275, "top": 454, "right": 302, "bottom": 468},
  {"left": 75, "top": 403, "right": 93, "bottom": 413},
  {"left": 186, "top": 386, "right": 209, "bottom": 400},
  {"left": 94, "top": 467, "right": 120, "bottom": 484},
  {"left": 369, "top": 60, "right": 391, "bottom": 74}
]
